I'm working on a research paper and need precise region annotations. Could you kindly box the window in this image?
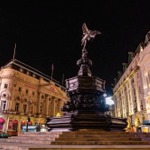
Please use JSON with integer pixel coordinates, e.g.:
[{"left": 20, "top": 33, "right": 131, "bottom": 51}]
[
  {"left": 18, "top": 87, "right": 22, "bottom": 92},
  {"left": 3, "top": 94, "right": 6, "bottom": 98},
  {"left": 15, "top": 103, "right": 20, "bottom": 112},
  {"left": 23, "top": 104, "right": 27, "bottom": 113},
  {"left": 32, "top": 92, "right": 35, "bottom": 96},
  {"left": 41, "top": 95, "right": 44, "bottom": 99},
  {"left": 40, "top": 105, "right": 42, "bottom": 113},
  {"left": 1, "top": 100, "right": 6, "bottom": 111},
  {"left": 26, "top": 90, "right": 28, "bottom": 94},
  {"left": 4, "top": 84, "right": 8, "bottom": 89},
  {"left": 30, "top": 106, "right": 33, "bottom": 113}
]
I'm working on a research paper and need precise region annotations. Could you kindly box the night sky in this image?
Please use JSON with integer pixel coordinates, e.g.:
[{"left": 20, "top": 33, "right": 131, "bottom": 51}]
[{"left": 0, "top": 1, "right": 150, "bottom": 95}]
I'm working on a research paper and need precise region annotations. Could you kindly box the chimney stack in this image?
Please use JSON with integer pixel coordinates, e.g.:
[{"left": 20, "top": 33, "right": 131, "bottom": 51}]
[
  {"left": 117, "top": 71, "right": 122, "bottom": 79},
  {"left": 128, "top": 52, "right": 135, "bottom": 64},
  {"left": 122, "top": 63, "right": 127, "bottom": 72}
]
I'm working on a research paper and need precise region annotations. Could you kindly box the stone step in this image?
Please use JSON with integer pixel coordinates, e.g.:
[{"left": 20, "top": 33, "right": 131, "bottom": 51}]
[
  {"left": 23, "top": 148, "right": 150, "bottom": 150},
  {"left": 6, "top": 138, "right": 51, "bottom": 144},
  {"left": 0, "top": 142, "right": 53, "bottom": 150},
  {"left": 20, "top": 131, "right": 62, "bottom": 134},
  {"left": 60, "top": 131, "right": 129, "bottom": 135},
  {"left": 51, "top": 130, "right": 150, "bottom": 145},
  {"left": 1, "top": 130, "right": 150, "bottom": 150},
  {"left": 18, "top": 135, "right": 59, "bottom": 139},
  {"left": 1, "top": 141, "right": 150, "bottom": 150},
  {"left": 19, "top": 132, "right": 61, "bottom": 136},
  {"left": 58, "top": 131, "right": 150, "bottom": 138},
  {"left": 6, "top": 138, "right": 53, "bottom": 144},
  {"left": 0, "top": 143, "right": 20, "bottom": 150},
  {"left": 51, "top": 140, "right": 149, "bottom": 145},
  {"left": 7, "top": 136, "right": 55, "bottom": 140},
  {"left": 58, "top": 135, "right": 140, "bottom": 139},
  {"left": 55, "top": 137, "right": 142, "bottom": 141},
  {"left": 59, "top": 134, "right": 136, "bottom": 138},
  {"left": 3, "top": 131, "right": 63, "bottom": 146},
  {"left": 60, "top": 129, "right": 141, "bottom": 134},
  {"left": 9, "top": 135, "right": 56, "bottom": 139}
]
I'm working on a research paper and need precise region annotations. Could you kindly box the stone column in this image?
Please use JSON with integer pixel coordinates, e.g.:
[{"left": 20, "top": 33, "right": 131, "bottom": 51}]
[
  {"left": 51, "top": 97, "right": 55, "bottom": 117},
  {"left": 37, "top": 92, "right": 41, "bottom": 114},
  {"left": 54, "top": 98, "right": 57, "bottom": 117},
  {"left": 45, "top": 95, "right": 49, "bottom": 116}
]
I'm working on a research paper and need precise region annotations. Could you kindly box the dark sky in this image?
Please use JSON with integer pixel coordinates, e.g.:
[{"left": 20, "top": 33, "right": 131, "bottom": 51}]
[{"left": 0, "top": 1, "right": 150, "bottom": 95}]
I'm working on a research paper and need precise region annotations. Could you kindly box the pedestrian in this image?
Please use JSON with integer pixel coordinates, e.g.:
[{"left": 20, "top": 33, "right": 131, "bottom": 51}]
[{"left": 36, "top": 123, "right": 41, "bottom": 132}]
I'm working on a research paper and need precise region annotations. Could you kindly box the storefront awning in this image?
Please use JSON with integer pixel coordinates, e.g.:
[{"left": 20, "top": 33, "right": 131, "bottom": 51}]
[
  {"left": 13, "top": 120, "right": 18, "bottom": 124},
  {"left": 0, "top": 118, "right": 5, "bottom": 124}
]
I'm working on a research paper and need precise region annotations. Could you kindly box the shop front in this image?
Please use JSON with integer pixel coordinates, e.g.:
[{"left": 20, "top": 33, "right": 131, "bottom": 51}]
[
  {"left": 0, "top": 118, "right": 5, "bottom": 132},
  {"left": 0, "top": 113, "right": 47, "bottom": 135},
  {"left": 141, "top": 120, "right": 150, "bottom": 133}
]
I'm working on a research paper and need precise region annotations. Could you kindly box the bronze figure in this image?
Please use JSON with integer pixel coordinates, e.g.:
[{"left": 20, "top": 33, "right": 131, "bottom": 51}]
[{"left": 81, "top": 23, "right": 101, "bottom": 49}]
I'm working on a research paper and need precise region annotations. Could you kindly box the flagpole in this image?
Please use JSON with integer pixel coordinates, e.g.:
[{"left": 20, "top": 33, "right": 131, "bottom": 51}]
[
  {"left": 62, "top": 73, "right": 65, "bottom": 86},
  {"left": 13, "top": 43, "right": 16, "bottom": 60},
  {"left": 50, "top": 64, "right": 54, "bottom": 81}
]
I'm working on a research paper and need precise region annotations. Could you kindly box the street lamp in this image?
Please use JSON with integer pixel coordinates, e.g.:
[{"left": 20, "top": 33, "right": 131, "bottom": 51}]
[
  {"left": 26, "top": 117, "right": 31, "bottom": 132},
  {"left": 26, "top": 100, "right": 32, "bottom": 132}
]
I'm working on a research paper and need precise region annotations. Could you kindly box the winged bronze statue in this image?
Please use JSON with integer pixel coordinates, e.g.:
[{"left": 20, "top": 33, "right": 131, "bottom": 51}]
[{"left": 81, "top": 23, "right": 101, "bottom": 49}]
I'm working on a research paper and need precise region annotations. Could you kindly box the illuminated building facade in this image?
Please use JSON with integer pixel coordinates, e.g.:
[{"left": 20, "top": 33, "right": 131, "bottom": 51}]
[
  {"left": 113, "top": 31, "right": 150, "bottom": 127},
  {"left": 0, "top": 59, "right": 69, "bottom": 133}
]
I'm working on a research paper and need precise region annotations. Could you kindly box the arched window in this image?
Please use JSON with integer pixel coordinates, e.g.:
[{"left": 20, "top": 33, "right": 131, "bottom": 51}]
[{"left": 1, "top": 100, "right": 6, "bottom": 112}]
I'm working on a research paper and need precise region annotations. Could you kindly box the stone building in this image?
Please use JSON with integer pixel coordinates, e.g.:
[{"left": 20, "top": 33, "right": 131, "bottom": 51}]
[
  {"left": 0, "top": 59, "right": 69, "bottom": 133},
  {"left": 113, "top": 31, "right": 150, "bottom": 128}
]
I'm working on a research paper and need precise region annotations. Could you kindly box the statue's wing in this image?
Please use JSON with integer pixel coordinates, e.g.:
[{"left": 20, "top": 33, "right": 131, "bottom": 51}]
[
  {"left": 82, "top": 23, "right": 89, "bottom": 35},
  {"left": 96, "top": 30, "right": 101, "bottom": 35}
]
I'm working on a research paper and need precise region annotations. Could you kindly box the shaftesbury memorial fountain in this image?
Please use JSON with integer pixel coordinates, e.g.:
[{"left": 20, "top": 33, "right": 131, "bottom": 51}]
[{"left": 47, "top": 23, "right": 127, "bottom": 131}]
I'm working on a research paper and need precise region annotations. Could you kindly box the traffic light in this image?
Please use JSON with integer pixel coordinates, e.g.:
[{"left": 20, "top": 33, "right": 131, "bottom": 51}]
[{"left": 28, "top": 117, "right": 30, "bottom": 122}]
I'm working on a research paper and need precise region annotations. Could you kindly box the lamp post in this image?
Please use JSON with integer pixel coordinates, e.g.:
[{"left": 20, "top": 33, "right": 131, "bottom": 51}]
[
  {"left": 26, "top": 117, "right": 29, "bottom": 132},
  {"left": 26, "top": 100, "right": 31, "bottom": 132}
]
